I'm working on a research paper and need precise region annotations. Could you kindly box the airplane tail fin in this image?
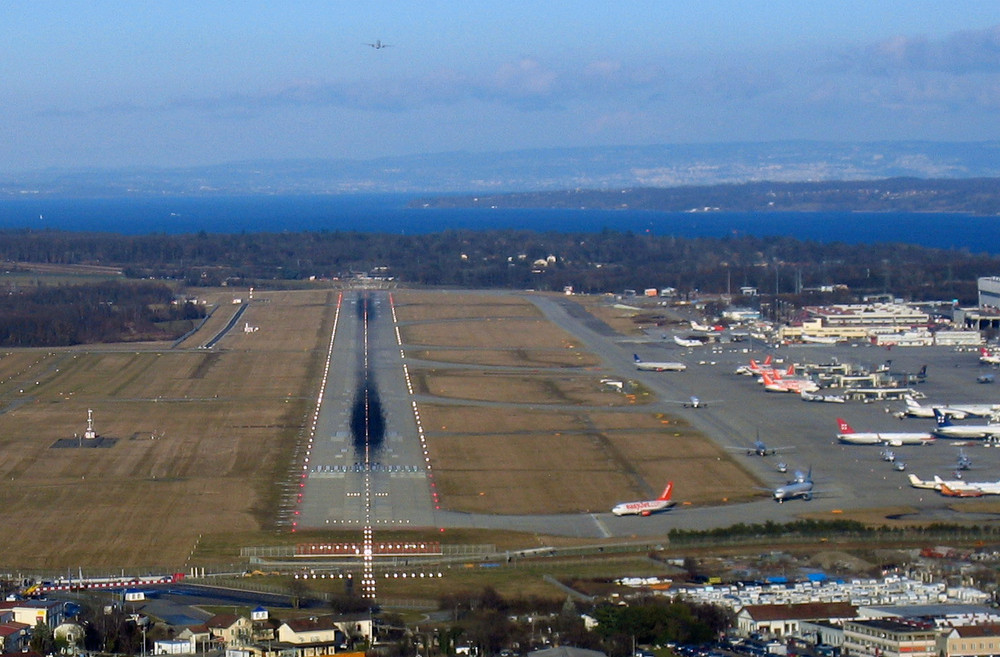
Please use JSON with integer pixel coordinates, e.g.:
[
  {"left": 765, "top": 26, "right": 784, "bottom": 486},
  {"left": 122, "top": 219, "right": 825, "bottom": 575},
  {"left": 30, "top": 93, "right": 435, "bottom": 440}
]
[
  {"left": 658, "top": 482, "right": 673, "bottom": 501},
  {"left": 836, "top": 418, "right": 854, "bottom": 434},
  {"left": 763, "top": 355, "right": 773, "bottom": 366},
  {"left": 933, "top": 408, "right": 951, "bottom": 426},
  {"left": 633, "top": 354, "right": 641, "bottom": 363},
  {"left": 907, "top": 474, "right": 922, "bottom": 486},
  {"left": 786, "top": 364, "right": 795, "bottom": 376}
]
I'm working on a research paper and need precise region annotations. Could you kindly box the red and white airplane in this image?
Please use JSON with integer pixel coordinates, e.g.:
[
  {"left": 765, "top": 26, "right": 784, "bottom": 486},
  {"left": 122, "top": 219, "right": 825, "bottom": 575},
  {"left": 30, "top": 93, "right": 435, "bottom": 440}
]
[
  {"left": 980, "top": 347, "right": 1000, "bottom": 365},
  {"left": 735, "top": 355, "right": 774, "bottom": 376},
  {"left": 611, "top": 482, "right": 676, "bottom": 516},
  {"left": 836, "top": 418, "right": 935, "bottom": 446},
  {"left": 760, "top": 371, "right": 819, "bottom": 393}
]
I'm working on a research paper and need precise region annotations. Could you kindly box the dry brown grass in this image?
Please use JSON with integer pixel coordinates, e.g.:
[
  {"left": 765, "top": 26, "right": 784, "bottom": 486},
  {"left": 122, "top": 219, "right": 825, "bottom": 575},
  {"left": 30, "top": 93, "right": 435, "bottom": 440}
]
[
  {"left": 0, "top": 289, "right": 333, "bottom": 569},
  {"left": 408, "top": 348, "right": 600, "bottom": 368},
  {"left": 411, "top": 370, "right": 642, "bottom": 406}
]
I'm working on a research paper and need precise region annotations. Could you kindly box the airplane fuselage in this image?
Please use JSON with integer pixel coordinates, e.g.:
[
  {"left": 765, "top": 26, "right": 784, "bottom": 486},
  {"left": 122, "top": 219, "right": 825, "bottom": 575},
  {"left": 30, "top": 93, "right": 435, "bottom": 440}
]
[{"left": 611, "top": 499, "right": 676, "bottom": 516}]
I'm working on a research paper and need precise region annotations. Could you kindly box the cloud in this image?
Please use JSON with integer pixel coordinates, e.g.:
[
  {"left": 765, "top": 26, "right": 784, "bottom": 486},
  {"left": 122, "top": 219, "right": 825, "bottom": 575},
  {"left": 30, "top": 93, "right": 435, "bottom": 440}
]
[{"left": 857, "top": 24, "right": 1000, "bottom": 75}]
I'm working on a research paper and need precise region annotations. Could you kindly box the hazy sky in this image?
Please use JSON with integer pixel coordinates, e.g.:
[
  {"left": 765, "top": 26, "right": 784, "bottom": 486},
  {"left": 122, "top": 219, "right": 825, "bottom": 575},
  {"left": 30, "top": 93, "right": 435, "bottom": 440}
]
[{"left": 4, "top": 2, "right": 1000, "bottom": 172}]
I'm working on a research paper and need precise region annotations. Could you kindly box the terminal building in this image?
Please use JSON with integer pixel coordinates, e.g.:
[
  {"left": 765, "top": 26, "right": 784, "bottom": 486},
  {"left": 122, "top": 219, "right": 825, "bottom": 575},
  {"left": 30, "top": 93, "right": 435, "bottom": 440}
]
[
  {"left": 955, "top": 277, "right": 1000, "bottom": 331},
  {"left": 779, "top": 303, "right": 981, "bottom": 346}
]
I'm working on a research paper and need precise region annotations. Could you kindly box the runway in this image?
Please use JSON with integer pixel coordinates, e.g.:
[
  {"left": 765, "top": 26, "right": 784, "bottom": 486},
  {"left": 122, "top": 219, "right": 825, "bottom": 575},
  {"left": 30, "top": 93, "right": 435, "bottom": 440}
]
[{"left": 297, "top": 291, "right": 436, "bottom": 529}]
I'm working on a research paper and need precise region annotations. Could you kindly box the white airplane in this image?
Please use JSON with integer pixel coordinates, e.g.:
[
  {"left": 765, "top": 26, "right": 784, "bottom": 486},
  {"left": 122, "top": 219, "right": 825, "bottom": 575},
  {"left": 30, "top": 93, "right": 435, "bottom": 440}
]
[
  {"left": 674, "top": 335, "right": 705, "bottom": 348},
  {"left": 899, "top": 397, "right": 969, "bottom": 420},
  {"left": 980, "top": 347, "right": 1000, "bottom": 365},
  {"left": 666, "top": 395, "right": 722, "bottom": 408},
  {"left": 800, "top": 390, "right": 846, "bottom": 403},
  {"left": 943, "top": 401, "right": 1000, "bottom": 418},
  {"left": 773, "top": 468, "right": 813, "bottom": 503},
  {"left": 734, "top": 355, "right": 774, "bottom": 376},
  {"left": 836, "top": 418, "right": 934, "bottom": 446},
  {"left": 801, "top": 334, "right": 839, "bottom": 345},
  {"left": 761, "top": 371, "right": 819, "bottom": 394},
  {"left": 880, "top": 448, "right": 896, "bottom": 462},
  {"left": 933, "top": 410, "right": 1000, "bottom": 440},
  {"left": 633, "top": 354, "right": 686, "bottom": 372},
  {"left": 690, "top": 320, "right": 723, "bottom": 333},
  {"left": 365, "top": 39, "right": 391, "bottom": 49},
  {"left": 611, "top": 482, "right": 676, "bottom": 516},
  {"left": 908, "top": 474, "right": 1000, "bottom": 497}
]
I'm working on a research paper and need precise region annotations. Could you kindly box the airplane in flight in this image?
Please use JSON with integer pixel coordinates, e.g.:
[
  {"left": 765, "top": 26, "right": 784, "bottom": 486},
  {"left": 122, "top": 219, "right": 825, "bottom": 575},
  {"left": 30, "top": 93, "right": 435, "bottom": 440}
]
[
  {"left": 835, "top": 418, "right": 935, "bottom": 446},
  {"left": 800, "top": 390, "right": 846, "bottom": 403},
  {"left": 773, "top": 468, "right": 813, "bottom": 503},
  {"left": 366, "top": 40, "right": 391, "bottom": 49},
  {"left": 611, "top": 482, "right": 676, "bottom": 516},
  {"left": 665, "top": 395, "right": 722, "bottom": 408},
  {"left": 932, "top": 410, "right": 1000, "bottom": 440},
  {"left": 673, "top": 335, "right": 706, "bottom": 348},
  {"left": 760, "top": 371, "right": 820, "bottom": 394},
  {"left": 633, "top": 354, "right": 687, "bottom": 372}
]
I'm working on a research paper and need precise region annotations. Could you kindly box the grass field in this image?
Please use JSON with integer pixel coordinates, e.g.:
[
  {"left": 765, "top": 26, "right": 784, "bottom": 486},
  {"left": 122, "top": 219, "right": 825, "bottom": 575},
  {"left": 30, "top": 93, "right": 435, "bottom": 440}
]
[{"left": 0, "top": 289, "right": 334, "bottom": 570}]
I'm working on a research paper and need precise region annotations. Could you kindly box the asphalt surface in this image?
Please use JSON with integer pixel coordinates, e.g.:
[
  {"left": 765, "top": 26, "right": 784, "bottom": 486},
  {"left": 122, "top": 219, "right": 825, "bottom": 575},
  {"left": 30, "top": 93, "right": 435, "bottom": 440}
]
[
  {"left": 297, "top": 291, "right": 436, "bottom": 529},
  {"left": 302, "top": 290, "right": 1000, "bottom": 537}
]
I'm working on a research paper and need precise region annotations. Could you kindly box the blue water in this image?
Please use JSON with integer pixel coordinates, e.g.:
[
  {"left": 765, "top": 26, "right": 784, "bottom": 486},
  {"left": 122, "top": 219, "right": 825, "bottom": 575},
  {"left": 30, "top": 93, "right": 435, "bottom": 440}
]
[{"left": 0, "top": 194, "right": 997, "bottom": 253}]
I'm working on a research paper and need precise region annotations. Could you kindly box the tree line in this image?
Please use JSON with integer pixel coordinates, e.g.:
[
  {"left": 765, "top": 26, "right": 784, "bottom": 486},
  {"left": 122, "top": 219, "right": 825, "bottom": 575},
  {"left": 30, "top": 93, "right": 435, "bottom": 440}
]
[
  {"left": 0, "top": 279, "right": 204, "bottom": 346},
  {"left": 1, "top": 228, "right": 997, "bottom": 304}
]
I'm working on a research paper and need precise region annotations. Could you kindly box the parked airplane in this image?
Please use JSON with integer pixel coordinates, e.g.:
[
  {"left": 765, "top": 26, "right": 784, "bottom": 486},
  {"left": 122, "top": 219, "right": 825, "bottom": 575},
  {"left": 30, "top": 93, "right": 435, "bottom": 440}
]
[
  {"left": 666, "top": 395, "right": 722, "bottom": 408},
  {"left": 933, "top": 410, "right": 1000, "bottom": 440},
  {"left": 673, "top": 335, "right": 705, "bottom": 348},
  {"left": 908, "top": 474, "right": 1000, "bottom": 497},
  {"left": 980, "top": 347, "right": 1000, "bottom": 365},
  {"left": 633, "top": 354, "right": 687, "bottom": 372},
  {"left": 801, "top": 334, "right": 839, "bottom": 345},
  {"left": 735, "top": 355, "right": 777, "bottom": 377},
  {"left": 880, "top": 449, "right": 896, "bottom": 462},
  {"left": 761, "top": 371, "right": 820, "bottom": 393},
  {"left": 690, "top": 320, "right": 724, "bottom": 333},
  {"left": 800, "top": 390, "right": 846, "bottom": 403},
  {"left": 899, "top": 397, "right": 968, "bottom": 420},
  {"left": 836, "top": 418, "right": 935, "bottom": 446},
  {"left": 611, "top": 482, "right": 676, "bottom": 516},
  {"left": 773, "top": 468, "right": 813, "bottom": 503},
  {"left": 942, "top": 401, "right": 1000, "bottom": 418}
]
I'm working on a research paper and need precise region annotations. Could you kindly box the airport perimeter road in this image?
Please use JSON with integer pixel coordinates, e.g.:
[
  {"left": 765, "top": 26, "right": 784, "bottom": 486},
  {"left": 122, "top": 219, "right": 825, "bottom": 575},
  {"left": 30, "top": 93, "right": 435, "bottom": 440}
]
[
  {"left": 518, "top": 295, "right": 1000, "bottom": 534},
  {"left": 297, "top": 291, "right": 435, "bottom": 529}
]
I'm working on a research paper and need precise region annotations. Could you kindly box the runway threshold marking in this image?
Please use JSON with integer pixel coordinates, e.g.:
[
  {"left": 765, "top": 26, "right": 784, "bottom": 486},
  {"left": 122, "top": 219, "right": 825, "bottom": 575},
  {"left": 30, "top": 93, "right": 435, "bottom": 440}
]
[{"left": 591, "top": 513, "right": 612, "bottom": 538}]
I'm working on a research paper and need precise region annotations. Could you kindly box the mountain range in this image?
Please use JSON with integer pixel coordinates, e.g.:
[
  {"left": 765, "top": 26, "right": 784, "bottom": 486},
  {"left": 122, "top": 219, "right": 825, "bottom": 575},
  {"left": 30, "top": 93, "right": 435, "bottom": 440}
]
[{"left": 4, "top": 140, "right": 1000, "bottom": 197}]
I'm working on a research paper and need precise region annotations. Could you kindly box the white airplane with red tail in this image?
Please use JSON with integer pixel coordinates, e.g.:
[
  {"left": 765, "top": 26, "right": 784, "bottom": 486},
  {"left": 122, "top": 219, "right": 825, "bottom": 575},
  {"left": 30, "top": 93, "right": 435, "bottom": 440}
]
[
  {"left": 836, "top": 418, "right": 935, "bottom": 446},
  {"left": 611, "top": 482, "right": 676, "bottom": 516}
]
